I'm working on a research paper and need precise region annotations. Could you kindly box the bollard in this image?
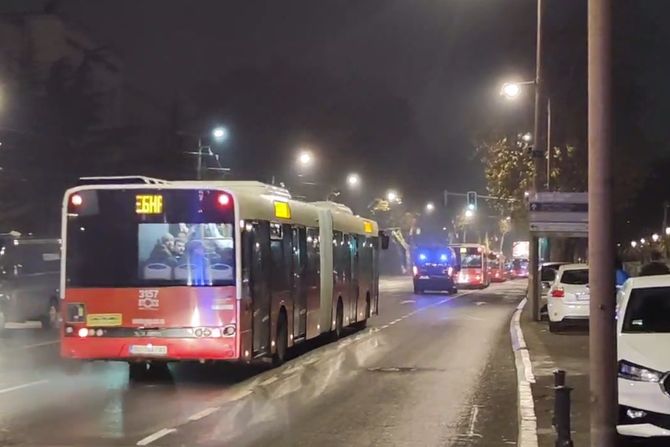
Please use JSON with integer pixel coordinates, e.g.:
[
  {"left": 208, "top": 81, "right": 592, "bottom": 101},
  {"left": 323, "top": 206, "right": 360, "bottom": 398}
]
[
  {"left": 554, "top": 369, "right": 566, "bottom": 387},
  {"left": 553, "top": 369, "right": 574, "bottom": 447}
]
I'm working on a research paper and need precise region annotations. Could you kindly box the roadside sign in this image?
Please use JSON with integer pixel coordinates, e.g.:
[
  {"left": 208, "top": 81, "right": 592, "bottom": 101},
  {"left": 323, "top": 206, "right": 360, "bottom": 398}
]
[{"left": 528, "top": 192, "right": 588, "bottom": 237}]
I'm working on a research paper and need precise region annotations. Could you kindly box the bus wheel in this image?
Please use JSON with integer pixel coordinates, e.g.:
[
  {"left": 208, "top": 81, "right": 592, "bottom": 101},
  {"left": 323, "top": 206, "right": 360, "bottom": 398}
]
[
  {"left": 334, "top": 299, "right": 344, "bottom": 339},
  {"left": 354, "top": 294, "right": 371, "bottom": 330},
  {"left": 273, "top": 310, "right": 288, "bottom": 366}
]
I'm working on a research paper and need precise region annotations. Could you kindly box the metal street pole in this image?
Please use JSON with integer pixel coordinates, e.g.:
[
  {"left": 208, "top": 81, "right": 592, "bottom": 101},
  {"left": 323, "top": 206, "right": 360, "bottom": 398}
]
[
  {"left": 588, "top": 0, "right": 617, "bottom": 444},
  {"left": 546, "top": 98, "right": 552, "bottom": 191},
  {"left": 529, "top": 0, "right": 546, "bottom": 321},
  {"left": 196, "top": 137, "right": 203, "bottom": 180}
]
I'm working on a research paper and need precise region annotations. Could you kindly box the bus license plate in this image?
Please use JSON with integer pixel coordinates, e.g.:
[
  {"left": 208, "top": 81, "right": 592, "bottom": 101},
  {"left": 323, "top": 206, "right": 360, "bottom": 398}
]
[{"left": 129, "top": 345, "right": 167, "bottom": 356}]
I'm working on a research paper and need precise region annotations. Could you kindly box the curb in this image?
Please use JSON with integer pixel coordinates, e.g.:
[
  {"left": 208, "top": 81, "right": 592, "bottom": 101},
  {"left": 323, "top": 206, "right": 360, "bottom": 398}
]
[{"left": 510, "top": 298, "right": 539, "bottom": 447}]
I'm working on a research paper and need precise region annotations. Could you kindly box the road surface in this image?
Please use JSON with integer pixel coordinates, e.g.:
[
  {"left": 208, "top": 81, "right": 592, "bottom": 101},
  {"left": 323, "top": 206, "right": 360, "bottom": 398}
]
[{"left": 0, "top": 278, "right": 525, "bottom": 446}]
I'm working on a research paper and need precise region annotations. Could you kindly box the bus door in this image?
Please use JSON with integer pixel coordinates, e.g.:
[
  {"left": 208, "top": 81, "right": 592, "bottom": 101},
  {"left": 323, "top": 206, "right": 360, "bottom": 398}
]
[
  {"left": 291, "top": 227, "right": 308, "bottom": 339},
  {"left": 249, "top": 222, "right": 271, "bottom": 355},
  {"left": 350, "top": 235, "right": 360, "bottom": 322}
]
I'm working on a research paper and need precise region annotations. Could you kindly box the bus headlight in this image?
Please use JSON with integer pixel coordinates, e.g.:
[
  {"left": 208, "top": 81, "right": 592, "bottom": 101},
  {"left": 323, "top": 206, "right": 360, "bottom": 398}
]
[
  {"left": 222, "top": 325, "right": 236, "bottom": 337},
  {"left": 78, "top": 327, "right": 89, "bottom": 338}
]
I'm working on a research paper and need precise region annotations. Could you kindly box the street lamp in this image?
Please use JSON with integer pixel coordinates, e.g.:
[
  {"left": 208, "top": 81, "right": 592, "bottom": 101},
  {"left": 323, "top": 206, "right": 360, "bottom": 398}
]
[
  {"left": 212, "top": 126, "right": 229, "bottom": 142},
  {"left": 346, "top": 173, "right": 361, "bottom": 188},
  {"left": 631, "top": 241, "right": 638, "bottom": 248},
  {"left": 297, "top": 149, "right": 314, "bottom": 168},
  {"left": 522, "top": 132, "right": 533, "bottom": 143},
  {"left": 665, "top": 227, "right": 670, "bottom": 236},
  {"left": 425, "top": 202, "right": 435, "bottom": 213},
  {"left": 652, "top": 233, "right": 660, "bottom": 243},
  {"left": 640, "top": 238, "right": 646, "bottom": 245},
  {"left": 464, "top": 209, "right": 474, "bottom": 219},
  {"left": 500, "top": 82, "right": 522, "bottom": 99},
  {"left": 386, "top": 190, "right": 399, "bottom": 203}
]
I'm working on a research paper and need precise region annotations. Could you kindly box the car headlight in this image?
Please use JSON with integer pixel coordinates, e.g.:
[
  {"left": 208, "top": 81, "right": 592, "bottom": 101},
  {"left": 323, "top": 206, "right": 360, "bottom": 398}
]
[{"left": 618, "top": 360, "right": 664, "bottom": 382}]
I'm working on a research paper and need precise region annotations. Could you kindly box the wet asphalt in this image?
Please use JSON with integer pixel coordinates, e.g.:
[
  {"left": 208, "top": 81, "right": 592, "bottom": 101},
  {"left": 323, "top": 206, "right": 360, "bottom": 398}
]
[{"left": 0, "top": 278, "right": 525, "bottom": 447}]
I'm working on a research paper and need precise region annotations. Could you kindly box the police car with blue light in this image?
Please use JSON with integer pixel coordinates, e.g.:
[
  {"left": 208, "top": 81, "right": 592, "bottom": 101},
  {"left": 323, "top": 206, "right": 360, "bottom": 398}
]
[{"left": 412, "top": 245, "right": 458, "bottom": 294}]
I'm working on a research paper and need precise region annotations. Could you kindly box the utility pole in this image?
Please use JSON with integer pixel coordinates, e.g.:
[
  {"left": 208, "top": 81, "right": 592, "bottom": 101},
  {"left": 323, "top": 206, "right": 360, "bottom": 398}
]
[
  {"left": 588, "top": 0, "right": 617, "bottom": 445},
  {"left": 529, "top": 0, "right": 546, "bottom": 321}
]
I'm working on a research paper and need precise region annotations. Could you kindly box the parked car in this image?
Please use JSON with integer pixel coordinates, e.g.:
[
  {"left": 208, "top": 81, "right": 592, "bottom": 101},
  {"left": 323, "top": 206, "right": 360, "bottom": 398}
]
[
  {"left": 0, "top": 237, "right": 61, "bottom": 331},
  {"left": 617, "top": 275, "right": 670, "bottom": 438},
  {"left": 547, "top": 264, "right": 589, "bottom": 332}
]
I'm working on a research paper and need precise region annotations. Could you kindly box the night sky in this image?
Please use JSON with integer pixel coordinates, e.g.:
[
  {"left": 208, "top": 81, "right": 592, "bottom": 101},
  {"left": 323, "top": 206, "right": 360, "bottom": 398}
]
[{"left": 4, "top": 0, "right": 670, "bottom": 237}]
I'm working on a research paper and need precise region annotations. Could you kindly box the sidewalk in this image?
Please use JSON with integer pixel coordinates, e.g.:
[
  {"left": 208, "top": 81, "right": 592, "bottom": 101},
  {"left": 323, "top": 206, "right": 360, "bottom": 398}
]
[{"left": 520, "top": 309, "right": 590, "bottom": 446}]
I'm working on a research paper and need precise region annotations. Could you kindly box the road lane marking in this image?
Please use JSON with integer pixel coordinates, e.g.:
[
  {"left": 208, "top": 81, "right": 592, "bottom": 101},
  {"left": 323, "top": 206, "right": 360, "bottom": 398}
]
[
  {"left": 510, "top": 298, "right": 539, "bottom": 447},
  {"left": 15, "top": 340, "right": 59, "bottom": 350},
  {"left": 0, "top": 379, "right": 49, "bottom": 395},
  {"left": 259, "top": 376, "right": 278, "bottom": 386},
  {"left": 400, "top": 299, "right": 415, "bottom": 304},
  {"left": 136, "top": 428, "right": 177, "bottom": 446},
  {"left": 467, "top": 405, "right": 481, "bottom": 438},
  {"left": 187, "top": 407, "right": 220, "bottom": 422}
]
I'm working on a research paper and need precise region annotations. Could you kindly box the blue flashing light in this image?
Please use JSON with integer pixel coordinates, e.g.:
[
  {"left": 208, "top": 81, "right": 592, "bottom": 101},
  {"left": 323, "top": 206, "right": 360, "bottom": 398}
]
[
  {"left": 419, "top": 253, "right": 428, "bottom": 261},
  {"left": 440, "top": 254, "right": 448, "bottom": 262}
]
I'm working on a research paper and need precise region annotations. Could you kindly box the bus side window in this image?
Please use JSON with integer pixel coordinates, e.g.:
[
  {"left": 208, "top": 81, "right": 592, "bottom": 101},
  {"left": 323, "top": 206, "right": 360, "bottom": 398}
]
[
  {"left": 270, "top": 224, "right": 289, "bottom": 292},
  {"left": 306, "top": 228, "right": 320, "bottom": 287}
]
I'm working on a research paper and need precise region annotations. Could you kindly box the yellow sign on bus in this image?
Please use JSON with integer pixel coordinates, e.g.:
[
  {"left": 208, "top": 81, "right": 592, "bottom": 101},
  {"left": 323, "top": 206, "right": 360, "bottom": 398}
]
[
  {"left": 86, "top": 313, "right": 122, "bottom": 327},
  {"left": 274, "top": 201, "right": 291, "bottom": 219},
  {"left": 136, "top": 195, "right": 163, "bottom": 214},
  {"left": 363, "top": 221, "right": 374, "bottom": 234}
]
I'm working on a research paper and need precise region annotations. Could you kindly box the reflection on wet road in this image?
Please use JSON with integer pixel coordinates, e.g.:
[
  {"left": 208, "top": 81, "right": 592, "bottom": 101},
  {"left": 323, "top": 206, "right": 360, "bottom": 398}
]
[{"left": 0, "top": 278, "right": 525, "bottom": 447}]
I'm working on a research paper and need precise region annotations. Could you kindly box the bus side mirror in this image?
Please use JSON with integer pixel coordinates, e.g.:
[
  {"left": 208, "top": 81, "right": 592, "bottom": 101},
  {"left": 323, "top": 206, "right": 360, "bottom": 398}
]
[{"left": 380, "top": 232, "right": 390, "bottom": 250}]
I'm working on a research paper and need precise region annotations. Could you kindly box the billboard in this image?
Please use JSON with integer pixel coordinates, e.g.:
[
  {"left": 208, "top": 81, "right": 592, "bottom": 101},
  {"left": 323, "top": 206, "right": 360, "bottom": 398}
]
[{"left": 512, "top": 241, "right": 530, "bottom": 259}]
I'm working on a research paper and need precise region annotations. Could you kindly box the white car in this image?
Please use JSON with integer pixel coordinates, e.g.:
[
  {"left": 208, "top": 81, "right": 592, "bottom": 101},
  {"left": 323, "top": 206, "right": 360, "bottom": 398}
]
[
  {"left": 617, "top": 275, "right": 670, "bottom": 438},
  {"left": 547, "top": 264, "right": 589, "bottom": 332}
]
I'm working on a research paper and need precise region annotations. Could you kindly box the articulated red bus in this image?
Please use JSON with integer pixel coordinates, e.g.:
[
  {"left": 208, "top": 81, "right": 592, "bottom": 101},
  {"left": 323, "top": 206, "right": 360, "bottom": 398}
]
[
  {"left": 449, "top": 243, "right": 490, "bottom": 289},
  {"left": 60, "top": 178, "right": 383, "bottom": 379}
]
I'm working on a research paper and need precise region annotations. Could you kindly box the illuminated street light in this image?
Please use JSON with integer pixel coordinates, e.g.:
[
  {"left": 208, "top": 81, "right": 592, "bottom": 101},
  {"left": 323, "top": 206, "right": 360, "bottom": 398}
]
[
  {"left": 522, "top": 132, "right": 533, "bottom": 143},
  {"left": 297, "top": 149, "right": 314, "bottom": 168},
  {"left": 464, "top": 209, "right": 474, "bottom": 219},
  {"left": 212, "top": 126, "right": 229, "bottom": 142},
  {"left": 386, "top": 190, "right": 399, "bottom": 203},
  {"left": 652, "top": 233, "right": 660, "bottom": 243},
  {"left": 665, "top": 227, "right": 670, "bottom": 236},
  {"left": 346, "top": 173, "right": 361, "bottom": 188},
  {"left": 631, "top": 241, "right": 638, "bottom": 248},
  {"left": 500, "top": 82, "right": 522, "bottom": 99},
  {"left": 640, "top": 238, "right": 646, "bottom": 245}
]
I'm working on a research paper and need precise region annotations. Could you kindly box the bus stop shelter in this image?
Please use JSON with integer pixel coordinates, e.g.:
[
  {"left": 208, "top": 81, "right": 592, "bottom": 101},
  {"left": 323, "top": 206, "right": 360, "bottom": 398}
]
[{"left": 527, "top": 192, "right": 588, "bottom": 321}]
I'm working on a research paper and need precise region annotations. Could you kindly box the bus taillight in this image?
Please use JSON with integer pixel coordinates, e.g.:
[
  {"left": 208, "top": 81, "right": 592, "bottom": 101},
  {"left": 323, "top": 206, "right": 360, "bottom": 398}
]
[
  {"left": 70, "top": 193, "right": 83, "bottom": 207},
  {"left": 217, "top": 193, "right": 231, "bottom": 207}
]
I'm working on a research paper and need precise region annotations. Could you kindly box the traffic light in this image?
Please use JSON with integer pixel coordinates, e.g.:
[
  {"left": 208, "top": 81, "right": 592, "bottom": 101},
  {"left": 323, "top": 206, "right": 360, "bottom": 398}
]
[{"left": 467, "top": 191, "right": 477, "bottom": 210}]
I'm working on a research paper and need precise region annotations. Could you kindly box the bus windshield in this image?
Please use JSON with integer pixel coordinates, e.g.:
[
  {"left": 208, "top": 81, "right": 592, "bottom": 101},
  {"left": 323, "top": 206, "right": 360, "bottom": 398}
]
[
  {"left": 66, "top": 189, "right": 235, "bottom": 288},
  {"left": 453, "top": 246, "right": 483, "bottom": 269}
]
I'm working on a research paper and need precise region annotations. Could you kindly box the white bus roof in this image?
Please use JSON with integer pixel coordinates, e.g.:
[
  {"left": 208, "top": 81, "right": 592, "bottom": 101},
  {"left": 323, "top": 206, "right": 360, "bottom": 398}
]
[{"left": 67, "top": 178, "right": 379, "bottom": 236}]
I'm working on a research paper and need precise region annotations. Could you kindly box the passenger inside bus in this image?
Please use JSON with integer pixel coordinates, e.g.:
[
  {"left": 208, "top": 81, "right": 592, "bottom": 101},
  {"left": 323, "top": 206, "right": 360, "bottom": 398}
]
[{"left": 140, "top": 223, "right": 234, "bottom": 283}]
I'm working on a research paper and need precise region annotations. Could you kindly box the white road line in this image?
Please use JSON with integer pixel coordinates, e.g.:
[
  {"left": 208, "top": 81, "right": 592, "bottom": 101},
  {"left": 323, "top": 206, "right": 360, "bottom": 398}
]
[
  {"left": 14, "top": 340, "right": 59, "bottom": 350},
  {"left": 400, "top": 299, "right": 416, "bottom": 304},
  {"left": 259, "top": 376, "right": 279, "bottom": 387},
  {"left": 136, "top": 428, "right": 177, "bottom": 446},
  {"left": 0, "top": 379, "right": 49, "bottom": 395},
  {"left": 229, "top": 389, "right": 253, "bottom": 401},
  {"left": 467, "top": 405, "right": 480, "bottom": 437},
  {"left": 187, "top": 407, "right": 219, "bottom": 422},
  {"left": 510, "top": 298, "right": 539, "bottom": 447}
]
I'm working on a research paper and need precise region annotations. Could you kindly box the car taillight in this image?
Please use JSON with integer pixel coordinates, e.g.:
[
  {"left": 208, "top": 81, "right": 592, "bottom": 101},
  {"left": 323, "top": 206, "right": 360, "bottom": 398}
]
[{"left": 551, "top": 288, "right": 565, "bottom": 298}]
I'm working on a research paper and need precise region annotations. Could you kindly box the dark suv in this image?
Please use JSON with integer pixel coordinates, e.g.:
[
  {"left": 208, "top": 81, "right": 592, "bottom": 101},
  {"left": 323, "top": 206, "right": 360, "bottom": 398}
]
[{"left": 0, "top": 237, "right": 61, "bottom": 331}]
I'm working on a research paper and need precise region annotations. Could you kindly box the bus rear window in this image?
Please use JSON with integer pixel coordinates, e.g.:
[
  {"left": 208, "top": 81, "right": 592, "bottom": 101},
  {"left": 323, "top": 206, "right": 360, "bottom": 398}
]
[{"left": 66, "top": 189, "right": 235, "bottom": 288}]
